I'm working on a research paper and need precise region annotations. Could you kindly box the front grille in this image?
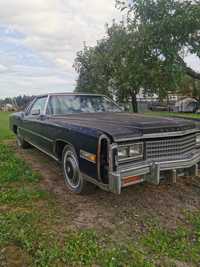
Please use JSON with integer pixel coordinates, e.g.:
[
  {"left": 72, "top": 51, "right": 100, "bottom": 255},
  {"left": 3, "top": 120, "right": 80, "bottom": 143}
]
[{"left": 145, "top": 133, "right": 196, "bottom": 161}]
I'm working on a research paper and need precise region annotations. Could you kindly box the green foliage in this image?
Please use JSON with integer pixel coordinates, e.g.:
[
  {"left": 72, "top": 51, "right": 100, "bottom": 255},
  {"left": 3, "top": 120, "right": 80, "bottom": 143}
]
[
  {"left": 0, "top": 112, "right": 14, "bottom": 141},
  {"left": 142, "top": 224, "right": 200, "bottom": 265},
  {"left": 0, "top": 144, "right": 40, "bottom": 185},
  {"left": 74, "top": 0, "right": 200, "bottom": 112},
  {"left": 117, "top": 0, "right": 200, "bottom": 80},
  {"left": 146, "top": 111, "right": 200, "bottom": 119},
  {"left": 0, "top": 211, "right": 42, "bottom": 249},
  {"left": 0, "top": 95, "right": 33, "bottom": 109},
  {"left": 99, "top": 246, "right": 155, "bottom": 267},
  {"left": 0, "top": 187, "right": 47, "bottom": 205},
  {"left": 74, "top": 40, "right": 114, "bottom": 97},
  {"left": 74, "top": 22, "right": 178, "bottom": 112},
  {"left": 177, "top": 76, "right": 200, "bottom": 101},
  {"left": 63, "top": 230, "right": 99, "bottom": 266},
  {"left": 0, "top": 209, "right": 154, "bottom": 267}
]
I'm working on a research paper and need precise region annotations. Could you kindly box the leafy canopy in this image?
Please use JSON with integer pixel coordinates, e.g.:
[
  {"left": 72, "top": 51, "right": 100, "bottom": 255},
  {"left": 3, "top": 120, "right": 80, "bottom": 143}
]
[
  {"left": 74, "top": 0, "right": 200, "bottom": 112},
  {"left": 116, "top": 0, "right": 200, "bottom": 80}
]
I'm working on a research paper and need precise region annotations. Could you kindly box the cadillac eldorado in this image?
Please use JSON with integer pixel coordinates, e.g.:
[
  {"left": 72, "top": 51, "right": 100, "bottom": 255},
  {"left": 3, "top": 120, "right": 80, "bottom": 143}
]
[{"left": 10, "top": 93, "right": 200, "bottom": 194}]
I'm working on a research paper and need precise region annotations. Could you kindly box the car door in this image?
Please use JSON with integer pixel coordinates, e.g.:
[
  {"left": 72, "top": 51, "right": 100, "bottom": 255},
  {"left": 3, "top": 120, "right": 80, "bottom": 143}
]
[{"left": 21, "top": 96, "right": 53, "bottom": 153}]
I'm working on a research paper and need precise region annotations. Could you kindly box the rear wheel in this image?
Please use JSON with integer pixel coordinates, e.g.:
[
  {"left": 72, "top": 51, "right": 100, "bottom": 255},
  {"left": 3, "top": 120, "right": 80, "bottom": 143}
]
[
  {"left": 16, "top": 129, "right": 30, "bottom": 149},
  {"left": 62, "top": 145, "right": 93, "bottom": 194}
]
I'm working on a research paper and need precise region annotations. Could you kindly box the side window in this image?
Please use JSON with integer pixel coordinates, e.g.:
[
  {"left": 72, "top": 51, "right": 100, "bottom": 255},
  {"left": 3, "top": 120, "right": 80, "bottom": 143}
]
[{"left": 29, "top": 97, "right": 47, "bottom": 115}]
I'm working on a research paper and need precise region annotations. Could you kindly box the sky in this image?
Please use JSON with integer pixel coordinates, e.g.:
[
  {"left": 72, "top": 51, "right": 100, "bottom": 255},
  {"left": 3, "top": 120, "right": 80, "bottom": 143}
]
[
  {"left": 0, "top": 0, "right": 199, "bottom": 98},
  {"left": 0, "top": 0, "right": 121, "bottom": 98}
]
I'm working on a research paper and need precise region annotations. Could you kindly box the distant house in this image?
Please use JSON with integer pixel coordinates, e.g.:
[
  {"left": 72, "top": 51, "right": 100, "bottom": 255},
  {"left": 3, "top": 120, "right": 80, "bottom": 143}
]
[
  {"left": 136, "top": 89, "right": 159, "bottom": 112},
  {"left": 136, "top": 89, "right": 195, "bottom": 112},
  {"left": 174, "top": 97, "right": 199, "bottom": 113},
  {"left": 136, "top": 89, "right": 158, "bottom": 102}
]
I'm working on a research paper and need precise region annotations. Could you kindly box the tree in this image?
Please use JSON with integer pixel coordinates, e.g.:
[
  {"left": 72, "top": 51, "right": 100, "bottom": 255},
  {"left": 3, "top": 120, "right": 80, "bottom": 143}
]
[
  {"left": 74, "top": 41, "right": 113, "bottom": 97},
  {"left": 0, "top": 95, "right": 34, "bottom": 109},
  {"left": 116, "top": 0, "right": 200, "bottom": 80},
  {"left": 74, "top": 0, "right": 200, "bottom": 112},
  {"left": 177, "top": 75, "right": 200, "bottom": 101},
  {"left": 74, "top": 22, "right": 182, "bottom": 112}
]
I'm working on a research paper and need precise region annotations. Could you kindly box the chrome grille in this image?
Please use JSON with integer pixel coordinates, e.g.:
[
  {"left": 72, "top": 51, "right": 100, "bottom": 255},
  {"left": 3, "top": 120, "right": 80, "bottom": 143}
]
[{"left": 146, "top": 134, "right": 196, "bottom": 161}]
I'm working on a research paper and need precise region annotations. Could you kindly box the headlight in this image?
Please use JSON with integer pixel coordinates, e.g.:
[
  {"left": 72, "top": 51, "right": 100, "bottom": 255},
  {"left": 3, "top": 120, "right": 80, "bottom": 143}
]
[
  {"left": 118, "top": 143, "right": 143, "bottom": 162},
  {"left": 196, "top": 134, "right": 200, "bottom": 147},
  {"left": 118, "top": 146, "right": 129, "bottom": 159},
  {"left": 129, "top": 143, "right": 143, "bottom": 157}
]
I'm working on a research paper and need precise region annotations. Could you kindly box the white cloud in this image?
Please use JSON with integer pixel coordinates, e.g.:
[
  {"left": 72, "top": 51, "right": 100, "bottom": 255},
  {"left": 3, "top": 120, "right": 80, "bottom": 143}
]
[
  {"left": 0, "top": 64, "right": 8, "bottom": 72},
  {"left": 0, "top": 0, "right": 121, "bottom": 70},
  {"left": 0, "top": 64, "right": 75, "bottom": 98},
  {"left": 0, "top": 0, "right": 122, "bottom": 97},
  {"left": 0, "top": 0, "right": 199, "bottom": 98}
]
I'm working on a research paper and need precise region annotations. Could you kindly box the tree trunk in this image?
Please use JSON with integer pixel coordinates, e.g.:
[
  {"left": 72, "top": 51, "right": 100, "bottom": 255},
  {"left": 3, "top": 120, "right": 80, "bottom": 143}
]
[{"left": 131, "top": 93, "right": 138, "bottom": 113}]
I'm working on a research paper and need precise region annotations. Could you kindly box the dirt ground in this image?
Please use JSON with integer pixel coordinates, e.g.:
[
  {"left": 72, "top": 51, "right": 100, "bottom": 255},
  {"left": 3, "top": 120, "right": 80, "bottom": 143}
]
[{"left": 11, "top": 142, "right": 200, "bottom": 242}]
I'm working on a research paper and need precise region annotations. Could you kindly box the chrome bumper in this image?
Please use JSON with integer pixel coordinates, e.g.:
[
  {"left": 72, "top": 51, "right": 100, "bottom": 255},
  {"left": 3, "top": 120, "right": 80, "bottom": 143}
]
[{"left": 109, "top": 150, "right": 200, "bottom": 194}]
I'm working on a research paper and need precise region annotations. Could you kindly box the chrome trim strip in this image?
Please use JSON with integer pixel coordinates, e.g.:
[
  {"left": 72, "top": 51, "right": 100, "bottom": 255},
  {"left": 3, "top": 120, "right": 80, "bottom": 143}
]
[
  {"left": 26, "top": 140, "right": 59, "bottom": 162},
  {"left": 97, "top": 134, "right": 111, "bottom": 182},
  {"left": 119, "top": 163, "right": 151, "bottom": 174},
  {"left": 119, "top": 152, "right": 200, "bottom": 174},
  {"left": 115, "top": 128, "right": 199, "bottom": 142},
  {"left": 19, "top": 127, "right": 54, "bottom": 143},
  {"left": 157, "top": 153, "right": 200, "bottom": 171},
  {"left": 109, "top": 143, "right": 118, "bottom": 172},
  {"left": 43, "top": 94, "right": 50, "bottom": 115}
]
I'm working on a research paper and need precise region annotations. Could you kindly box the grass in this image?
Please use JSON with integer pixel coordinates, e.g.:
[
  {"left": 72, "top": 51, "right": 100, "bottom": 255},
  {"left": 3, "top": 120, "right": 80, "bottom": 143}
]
[
  {"left": 143, "top": 222, "right": 200, "bottom": 265},
  {"left": 0, "top": 145, "right": 154, "bottom": 266},
  {"left": 0, "top": 112, "right": 14, "bottom": 141},
  {"left": 145, "top": 111, "right": 200, "bottom": 119},
  {"left": 0, "top": 112, "right": 154, "bottom": 266},
  {"left": 1, "top": 111, "right": 200, "bottom": 266}
]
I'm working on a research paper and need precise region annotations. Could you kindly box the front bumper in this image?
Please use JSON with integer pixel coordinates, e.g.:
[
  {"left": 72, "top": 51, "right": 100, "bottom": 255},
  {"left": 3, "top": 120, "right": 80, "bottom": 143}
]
[{"left": 109, "top": 150, "right": 200, "bottom": 194}]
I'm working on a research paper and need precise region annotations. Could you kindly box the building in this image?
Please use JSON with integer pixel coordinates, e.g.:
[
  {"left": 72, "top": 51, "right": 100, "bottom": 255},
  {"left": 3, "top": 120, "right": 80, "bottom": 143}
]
[{"left": 174, "top": 97, "right": 199, "bottom": 113}]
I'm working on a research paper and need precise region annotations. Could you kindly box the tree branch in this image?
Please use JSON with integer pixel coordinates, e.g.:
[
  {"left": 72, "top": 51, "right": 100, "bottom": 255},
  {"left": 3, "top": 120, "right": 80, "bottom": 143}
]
[{"left": 177, "top": 56, "right": 200, "bottom": 80}]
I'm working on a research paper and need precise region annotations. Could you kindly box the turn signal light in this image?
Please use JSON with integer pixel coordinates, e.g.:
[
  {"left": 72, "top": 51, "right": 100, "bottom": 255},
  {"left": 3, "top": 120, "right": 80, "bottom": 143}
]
[
  {"left": 87, "top": 154, "right": 96, "bottom": 163},
  {"left": 80, "top": 149, "right": 96, "bottom": 163}
]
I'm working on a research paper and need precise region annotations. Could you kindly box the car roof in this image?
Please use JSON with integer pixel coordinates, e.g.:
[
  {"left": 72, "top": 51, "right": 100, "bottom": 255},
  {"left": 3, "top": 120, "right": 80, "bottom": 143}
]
[{"left": 36, "top": 93, "right": 106, "bottom": 98}]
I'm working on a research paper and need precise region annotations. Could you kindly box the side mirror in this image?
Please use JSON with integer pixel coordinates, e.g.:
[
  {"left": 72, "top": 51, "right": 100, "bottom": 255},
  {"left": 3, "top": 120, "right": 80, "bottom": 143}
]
[{"left": 31, "top": 109, "right": 40, "bottom": 116}]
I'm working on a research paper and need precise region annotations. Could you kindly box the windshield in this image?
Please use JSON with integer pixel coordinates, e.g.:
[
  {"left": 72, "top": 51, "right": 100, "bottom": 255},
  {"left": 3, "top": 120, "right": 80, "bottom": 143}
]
[{"left": 47, "top": 95, "right": 121, "bottom": 115}]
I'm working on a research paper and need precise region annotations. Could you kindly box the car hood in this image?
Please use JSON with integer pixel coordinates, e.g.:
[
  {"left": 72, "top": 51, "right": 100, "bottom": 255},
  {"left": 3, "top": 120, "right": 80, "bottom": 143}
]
[{"left": 49, "top": 112, "right": 196, "bottom": 141}]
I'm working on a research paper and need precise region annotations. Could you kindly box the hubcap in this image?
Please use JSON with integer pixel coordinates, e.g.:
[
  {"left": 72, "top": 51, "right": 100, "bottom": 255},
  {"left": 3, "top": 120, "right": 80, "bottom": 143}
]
[{"left": 64, "top": 151, "right": 80, "bottom": 189}]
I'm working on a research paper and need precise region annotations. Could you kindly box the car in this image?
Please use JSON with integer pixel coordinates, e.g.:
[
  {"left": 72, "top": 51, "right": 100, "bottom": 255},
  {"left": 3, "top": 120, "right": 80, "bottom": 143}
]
[{"left": 10, "top": 93, "right": 200, "bottom": 194}]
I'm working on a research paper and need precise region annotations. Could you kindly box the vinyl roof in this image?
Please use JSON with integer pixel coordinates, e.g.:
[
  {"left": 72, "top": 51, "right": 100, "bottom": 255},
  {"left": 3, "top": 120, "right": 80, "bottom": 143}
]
[{"left": 37, "top": 93, "right": 106, "bottom": 97}]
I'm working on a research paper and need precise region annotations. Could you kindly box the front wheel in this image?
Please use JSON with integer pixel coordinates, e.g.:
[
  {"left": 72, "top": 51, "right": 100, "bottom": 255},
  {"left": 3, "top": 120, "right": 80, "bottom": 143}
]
[
  {"left": 16, "top": 129, "right": 30, "bottom": 149},
  {"left": 62, "top": 145, "right": 93, "bottom": 194}
]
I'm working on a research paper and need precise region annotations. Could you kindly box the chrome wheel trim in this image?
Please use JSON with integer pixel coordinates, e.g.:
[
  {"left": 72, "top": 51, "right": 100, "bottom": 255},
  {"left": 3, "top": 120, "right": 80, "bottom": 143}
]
[{"left": 63, "top": 150, "right": 81, "bottom": 189}]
